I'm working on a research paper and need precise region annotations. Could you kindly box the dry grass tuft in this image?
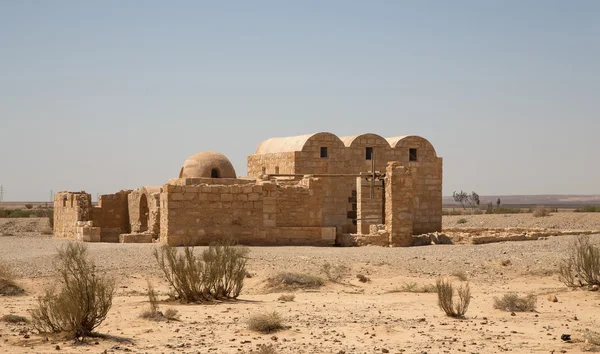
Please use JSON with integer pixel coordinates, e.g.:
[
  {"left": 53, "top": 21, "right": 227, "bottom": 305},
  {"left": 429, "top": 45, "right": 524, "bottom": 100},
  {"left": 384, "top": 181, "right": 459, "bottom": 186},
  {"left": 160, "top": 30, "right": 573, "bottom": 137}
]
[
  {"left": 277, "top": 294, "right": 295, "bottom": 302},
  {"left": 493, "top": 293, "right": 537, "bottom": 312},
  {"left": 532, "top": 206, "right": 551, "bottom": 217},
  {"left": 356, "top": 274, "right": 370, "bottom": 283},
  {"left": 29, "top": 242, "right": 115, "bottom": 339},
  {"left": 154, "top": 239, "right": 249, "bottom": 302},
  {"left": 321, "top": 262, "right": 349, "bottom": 283},
  {"left": 248, "top": 344, "right": 279, "bottom": 354},
  {"left": 1, "top": 314, "right": 29, "bottom": 324},
  {"left": 389, "top": 282, "right": 436, "bottom": 293},
  {"left": 247, "top": 311, "right": 285, "bottom": 334},
  {"left": 436, "top": 278, "right": 471, "bottom": 318},
  {"left": 559, "top": 236, "right": 600, "bottom": 287},
  {"left": 0, "top": 264, "right": 24, "bottom": 296},
  {"left": 266, "top": 272, "right": 324, "bottom": 291}
]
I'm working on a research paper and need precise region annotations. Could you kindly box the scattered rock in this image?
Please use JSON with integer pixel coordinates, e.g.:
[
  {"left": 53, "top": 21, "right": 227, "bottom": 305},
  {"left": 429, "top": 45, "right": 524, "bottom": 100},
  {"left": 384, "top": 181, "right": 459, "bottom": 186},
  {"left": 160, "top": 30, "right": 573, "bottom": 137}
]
[{"left": 547, "top": 294, "right": 558, "bottom": 302}]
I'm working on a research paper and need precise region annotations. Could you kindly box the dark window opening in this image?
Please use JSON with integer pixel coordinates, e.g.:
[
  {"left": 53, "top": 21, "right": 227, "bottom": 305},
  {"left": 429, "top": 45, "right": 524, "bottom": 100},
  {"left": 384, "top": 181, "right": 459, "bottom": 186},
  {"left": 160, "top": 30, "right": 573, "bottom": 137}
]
[
  {"left": 62, "top": 197, "right": 67, "bottom": 207},
  {"left": 261, "top": 167, "right": 266, "bottom": 174},
  {"left": 211, "top": 168, "right": 220, "bottom": 178},
  {"left": 366, "top": 147, "right": 373, "bottom": 160},
  {"left": 275, "top": 166, "right": 279, "bottom": 174},
  {"left": 409, "top": 148, "right": 418, "bottom": 161},
  {"left": 320, "top": 146, "right": 328, "bottom": 158}
]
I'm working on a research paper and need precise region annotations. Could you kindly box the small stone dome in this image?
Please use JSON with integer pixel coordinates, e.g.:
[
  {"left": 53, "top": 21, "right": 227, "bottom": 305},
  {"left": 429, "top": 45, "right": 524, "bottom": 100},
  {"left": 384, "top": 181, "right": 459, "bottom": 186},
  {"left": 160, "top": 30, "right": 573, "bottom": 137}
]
[{"left": 179, "top": 151, "right": 236, "bottom": 179}]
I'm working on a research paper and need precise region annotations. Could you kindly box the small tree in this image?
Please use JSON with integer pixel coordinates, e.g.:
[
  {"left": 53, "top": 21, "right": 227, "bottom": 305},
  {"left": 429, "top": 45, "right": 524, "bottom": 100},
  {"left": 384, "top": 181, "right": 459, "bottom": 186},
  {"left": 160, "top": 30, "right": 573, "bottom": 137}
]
[
  {"left": 25, "top": 204, "right": 33, "bottom": 210},
  {"left": 453, "top": 191, "right": 480, "bottom": 213},
  {"left": 496, "top": 198, "right": 501, "bottom": 209}
]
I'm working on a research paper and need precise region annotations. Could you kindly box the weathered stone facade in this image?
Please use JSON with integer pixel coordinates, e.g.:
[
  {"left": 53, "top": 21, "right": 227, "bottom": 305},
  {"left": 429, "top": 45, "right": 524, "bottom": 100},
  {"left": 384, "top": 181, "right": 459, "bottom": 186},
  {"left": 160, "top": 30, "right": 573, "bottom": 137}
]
[{"left": 54, "top": 132, "right": 442, "bottom": 247}]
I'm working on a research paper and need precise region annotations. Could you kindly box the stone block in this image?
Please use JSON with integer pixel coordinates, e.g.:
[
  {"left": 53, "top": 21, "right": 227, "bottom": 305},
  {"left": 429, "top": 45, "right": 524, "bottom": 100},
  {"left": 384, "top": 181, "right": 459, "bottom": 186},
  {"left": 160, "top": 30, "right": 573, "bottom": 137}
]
[{"left": 119, "top": 233, "right": 153, "bottom": 243}]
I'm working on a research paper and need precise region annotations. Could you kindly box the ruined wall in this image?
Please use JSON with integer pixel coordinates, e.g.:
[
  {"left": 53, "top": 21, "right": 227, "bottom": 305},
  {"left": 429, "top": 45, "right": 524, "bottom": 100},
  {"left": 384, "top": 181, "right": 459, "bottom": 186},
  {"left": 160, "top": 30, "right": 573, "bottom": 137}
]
[
  {"left": 356, "top": 177, "right": 384, "bottom": 235},
  {"left": 385, "top": 162, "right": 416, "bottom": 247},
  {"left": 160, "top": 178, "right": 334, "bottom": 246},
  {"left": 53, "top": 192, "right": 93, "bottom": 239},
  {"left": 91, "top": 190, "right": 132, "bottom": 242},
  {"left": 128, "top": 187, "right": 161, "bottom": 236}
]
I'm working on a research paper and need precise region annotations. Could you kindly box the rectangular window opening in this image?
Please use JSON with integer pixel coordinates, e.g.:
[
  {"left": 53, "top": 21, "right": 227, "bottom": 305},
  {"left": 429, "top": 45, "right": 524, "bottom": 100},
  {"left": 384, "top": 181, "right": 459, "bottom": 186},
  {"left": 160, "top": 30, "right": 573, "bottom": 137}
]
[
  {"left": 409, "top": 148, "right": 418, "bottom": 161},
  {"left": 366, "top": 147, "right": 373, "bottom": 160},
  {"left": 320, "top": 147, "right": 328, "bottom": 158}
]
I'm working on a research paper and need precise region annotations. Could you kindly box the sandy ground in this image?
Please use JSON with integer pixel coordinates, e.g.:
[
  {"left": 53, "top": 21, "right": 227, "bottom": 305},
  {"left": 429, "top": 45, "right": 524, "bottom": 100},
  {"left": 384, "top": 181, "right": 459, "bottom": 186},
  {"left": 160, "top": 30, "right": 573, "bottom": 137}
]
[{"left": 1, "top": 216, "right": 600, "bottom": 353}]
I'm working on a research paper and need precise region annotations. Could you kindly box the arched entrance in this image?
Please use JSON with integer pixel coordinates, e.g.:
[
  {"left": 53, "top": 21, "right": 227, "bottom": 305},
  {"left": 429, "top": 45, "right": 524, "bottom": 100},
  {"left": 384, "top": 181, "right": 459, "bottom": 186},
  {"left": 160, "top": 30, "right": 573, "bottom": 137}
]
[
  {"left": 139, "top": 194, "right": 149, "bottom": 232},
  {"left": 211, "top": 168, "right": 221, "bottom": 178}
]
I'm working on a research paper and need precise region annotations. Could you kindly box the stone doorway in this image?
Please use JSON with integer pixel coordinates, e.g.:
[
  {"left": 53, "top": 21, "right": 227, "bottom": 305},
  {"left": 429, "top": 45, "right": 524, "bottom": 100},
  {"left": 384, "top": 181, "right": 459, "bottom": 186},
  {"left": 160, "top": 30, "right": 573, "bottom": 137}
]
[{"left": 139, "top": 193, "right": 149, "bottom": 232}]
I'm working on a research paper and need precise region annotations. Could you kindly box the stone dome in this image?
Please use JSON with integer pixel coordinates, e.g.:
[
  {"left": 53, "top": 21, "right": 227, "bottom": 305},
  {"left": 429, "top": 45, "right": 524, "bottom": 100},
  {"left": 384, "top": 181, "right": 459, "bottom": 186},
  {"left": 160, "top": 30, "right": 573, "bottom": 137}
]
[{"left": 179, "top": 151, "right": 236, "bottom": 179}]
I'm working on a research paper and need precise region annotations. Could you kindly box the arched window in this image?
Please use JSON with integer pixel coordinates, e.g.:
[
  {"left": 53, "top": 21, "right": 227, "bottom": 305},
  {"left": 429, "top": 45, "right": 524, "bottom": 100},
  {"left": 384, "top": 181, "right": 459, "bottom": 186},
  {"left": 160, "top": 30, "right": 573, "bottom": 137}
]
[{"left": 211, "top": 168, "right": 220, "bottom": 178}]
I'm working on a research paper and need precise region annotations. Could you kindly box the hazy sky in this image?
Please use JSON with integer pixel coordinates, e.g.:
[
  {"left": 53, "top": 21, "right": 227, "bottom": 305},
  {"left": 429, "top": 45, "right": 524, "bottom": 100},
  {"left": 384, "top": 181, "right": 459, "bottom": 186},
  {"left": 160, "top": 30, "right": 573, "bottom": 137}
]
[{"left": 1, "top": 1, "right": 598, "bottom": 201}]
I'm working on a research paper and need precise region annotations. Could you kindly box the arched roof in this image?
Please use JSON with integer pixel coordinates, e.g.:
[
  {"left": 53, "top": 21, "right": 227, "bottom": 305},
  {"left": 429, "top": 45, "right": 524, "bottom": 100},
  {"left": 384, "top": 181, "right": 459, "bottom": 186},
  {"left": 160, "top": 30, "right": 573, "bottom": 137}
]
[
  {"left": 179, "top": 151, "right": 237, "bottom": 179},
  {"left": 254, "top": 132, "right": 343, "bottom": 154},
  {"left": 339, "top": 133, "right": 390, "bottom": 148},
  {"left": 386, "top": 135, "right": 437, "bottom": 157}
]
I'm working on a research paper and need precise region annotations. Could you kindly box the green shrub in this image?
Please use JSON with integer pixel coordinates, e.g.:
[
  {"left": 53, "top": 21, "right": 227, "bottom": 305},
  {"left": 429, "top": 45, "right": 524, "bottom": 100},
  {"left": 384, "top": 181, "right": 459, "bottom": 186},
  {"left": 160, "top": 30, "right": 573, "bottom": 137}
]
[
  {"left": 29, "top": 243, "right": 115, "bottom": 339},
  {"left": 153, "top": 239, "right": 249, "bottom": 302}
]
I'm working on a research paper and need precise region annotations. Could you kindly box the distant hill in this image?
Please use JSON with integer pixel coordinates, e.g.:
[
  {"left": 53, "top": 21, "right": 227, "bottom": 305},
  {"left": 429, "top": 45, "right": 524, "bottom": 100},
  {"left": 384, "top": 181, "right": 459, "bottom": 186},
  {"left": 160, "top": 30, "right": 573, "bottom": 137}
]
[{"left": 443, "top": 194, "right": 600, "bottom": 208}]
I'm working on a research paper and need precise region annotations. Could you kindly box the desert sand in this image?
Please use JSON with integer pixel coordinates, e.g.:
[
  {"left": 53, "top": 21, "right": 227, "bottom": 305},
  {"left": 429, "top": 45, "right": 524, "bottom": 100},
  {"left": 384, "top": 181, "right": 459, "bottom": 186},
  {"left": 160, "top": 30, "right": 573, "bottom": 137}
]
[{"left": 1, "top": 214, "right": 600, "bottom": 353}]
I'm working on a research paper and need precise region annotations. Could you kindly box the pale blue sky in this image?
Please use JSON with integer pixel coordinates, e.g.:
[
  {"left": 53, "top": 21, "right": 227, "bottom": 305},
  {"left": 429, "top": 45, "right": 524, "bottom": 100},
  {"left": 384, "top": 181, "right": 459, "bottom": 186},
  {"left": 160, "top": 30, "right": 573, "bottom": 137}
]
[{"left": 1, "top": 1, "right": 598, "bottom": 201}]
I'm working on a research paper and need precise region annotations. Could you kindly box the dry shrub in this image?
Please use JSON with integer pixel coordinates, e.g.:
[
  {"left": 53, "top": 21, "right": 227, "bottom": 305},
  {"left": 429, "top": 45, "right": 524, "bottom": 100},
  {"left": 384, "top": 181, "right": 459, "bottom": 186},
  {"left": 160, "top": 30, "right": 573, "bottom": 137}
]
[
  {"left": 584, "top": 330, "right": 600, "bottom": 346},
  {"left": 277, "top": 294, "right": 295, "bottom": 302},
  {"left": 266, "top": 272, "right": 324, "bottom": 291},
  {"left": 153, "top": 239, "right": 249, "bottom": 302},
  {"left": 390, "top": 282, "right": 435, "bottom": 293},
  {"left": 457, "top": 218, "right": 468, "bottom": 224},
  {"left": 532, "top": 206, "right": 551, "bottom": 217},
  {"left": 321, "top": 262, "right": 349, "bottom": 282},
  {"left": 436, "top": 278, "right": 470, "bottom": 318},
  {"left": 356, "top": 274, "right": 370, "bottom": 283},
  {"left": 493, "top": 293, "right": 537, "bottom": 312},
  {"left": 0, "top": 263, "right": 24, "bottom": 296},
  {"left": 559, "top": 236, "right": 600, "bottom": 287},
  {"left": 140, "top": 280, "right": 162, "bottom": 320},
  {"left": 163, "top": 308, "right": 180, "bottom": 320},
  {"left": 452, "top": 270, "right": 468, "bottom": 281},
  {"left": 29, "top": 243, "right": 115, "bottom": 339},
  {"left": 1, "top": 314, "right": 29, "bottom": 323},
  {"left": 247, "top": 311, "right": 284, "bottom": 333},
  {"left": 247, "top": 344, "right": 279, "bottom": 354}
]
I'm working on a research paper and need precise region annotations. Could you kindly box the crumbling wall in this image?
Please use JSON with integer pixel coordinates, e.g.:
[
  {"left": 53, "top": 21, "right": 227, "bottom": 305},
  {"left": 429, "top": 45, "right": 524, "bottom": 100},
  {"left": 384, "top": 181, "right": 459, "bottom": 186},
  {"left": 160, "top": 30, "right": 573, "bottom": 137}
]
[
  {"left": 92, "top": 190, "right": 132, "bottom": 242},
  {"left": 53, "top": 192, "right": 93, "bottom": 239},
  {"left": 356, "top": 177, "right": 384, "bottom": 234}
]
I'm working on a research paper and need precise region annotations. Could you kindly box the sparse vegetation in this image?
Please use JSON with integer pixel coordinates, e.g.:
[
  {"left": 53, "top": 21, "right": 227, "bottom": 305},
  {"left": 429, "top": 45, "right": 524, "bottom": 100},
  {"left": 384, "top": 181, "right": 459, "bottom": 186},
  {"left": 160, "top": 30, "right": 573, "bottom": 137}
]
[
  {"left": 457, "top": 218, "right": 467, "bottom": 224},
  {"left": 493, "top": 293, "right": 537, "bottom": 312},
  {"left": 452, "top": 270, "right": 468, "bottom": 281},
  {"left": 442, "top": 209, "right": 463, "bottom": 216},
  {"left": 436, "top": 278, "right": 470, "bottom": 318},
  {"left": 24, "top": 204, "right": 33, "bottom": 209},
  {"left": 356, "top": 274, "right": 370, "bottom": 283},
  {"left": 1, "top": 314, "right": 29, "bottom": 323},
  {"left": 583, "top": 330, "right": 600, "bottom": 346},
  {"left": 574, "top": 206, "right": 600, "bottom": 213},
  {"left": 252, "top": 344, "right": 279, "bottom": 354},
  {"left": 485, "top": 207, "right": 522, "bottom": 214},
  {"left": 266, "top": 272, "right": 324, "bottom": 291},
  {"left": 389, "top": 282, "right": 436, "bottom": 293},
  {"left": 247, "top": 311, "right": 285, "bottom": 334},
  {"left": 532, "top": 206, "right": 551, "bottom": 217},
  {"left": 559, "top": 236, "right": 600, "bottom": 287},
  {"left": 153, "top": 239, "right": 249, "bottom": 302},
  {"left": 453, "top": 190, "right": 480, "bottom": 212},
  {"left": 0, "top": 263, "right": 25, "bottom": 296},
  {"left": 321, "top": 262, "right": 349, "bottom": 282},
  {"left": 277, "top": 294, "right": 295, "bottom": 302},
  {"left": 29, "top": 243, "right": 116, "bottom": 339}
]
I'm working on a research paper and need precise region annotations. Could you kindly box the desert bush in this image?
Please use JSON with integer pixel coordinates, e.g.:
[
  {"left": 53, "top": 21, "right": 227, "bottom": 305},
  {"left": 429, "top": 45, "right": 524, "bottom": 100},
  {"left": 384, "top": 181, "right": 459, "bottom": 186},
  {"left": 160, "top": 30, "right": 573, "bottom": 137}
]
[
  {"left": 532, "top": 206, "right": 551, "bottom": 217},
  {"left": 24, "top": 204, "right": 33, "bottom": 209},
  {"left": 0, "top": 263, "right": 25, "bottom": 296},
  {"left": 356, "top": 274, "right": 370, "bottom": 283},
  {"left": 163, "top": 308, "right": 180, "bottom": 320},
  {"left": 1, "top": 314, "right": 29, "bottom": 323},
  {"left": 277, "top": 294, "right": 295, "bottom": 302},
  {"left": 574, "top": 206, "right": 600, "bottom": 213},
  {"left": 140, "top": 280, "right": 162, "bottom": 320},
  {"left": 266, "top": 272, "right": 324, "bottom": 291},
  {"left": 247, "top": 311, "right": 285, "bottom": 334},
  {"left": 583, "top": 330, "right": 600, "bottom": 346},
  {"left": 390, "top": 282, "right": 435, "bottom": 293},
  {"left": 452, "top": 270, "right": 468, "bottom": 281},
  {"left": 436, "top": 278, "right": 470, "bottom": 318},
  {"left": 321, "top": 262, "right": 349, "bottom": 282},
  {"left": 493, "top": 293, "right": 537, "bottom": 312},
  {"left": 153, "top": 239, "right": 249, "bottom": 302},
  {"left": 559, "top": 236, "right": 600, "bottom": 287},
  {"left": 29, "top": 243, "right": 115, "bottom": 338},
  {"left": 249, "top": 344, "right": 279, "bottom": 354},
  {"left": 457, "top": 218, "right": 467, "bottom": 224}
]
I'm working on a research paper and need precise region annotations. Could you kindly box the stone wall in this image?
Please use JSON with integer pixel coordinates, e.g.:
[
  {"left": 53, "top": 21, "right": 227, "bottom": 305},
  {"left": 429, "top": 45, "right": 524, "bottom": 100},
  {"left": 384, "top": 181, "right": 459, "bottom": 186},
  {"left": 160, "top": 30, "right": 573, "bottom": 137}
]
[
  {"left": 385, "top": 162, "right": 416, "bottom": 247},
  {"left": 160, "top": 178, "right": 333, "bottom": 246},
  {"left": 128, "top": 186, "right": 161, "bottom": 235},
  {"left": 53, "top": 191, "right": 93, "bottom": 239},
  {"left": 247, "top": 152, "right": 296, "bottom": 177},
  {"left": 92, "top": 190, "right": 132, "bottom": 242},
  {"left": 356, "top": 177, "right": 384, "bottom": 234}
]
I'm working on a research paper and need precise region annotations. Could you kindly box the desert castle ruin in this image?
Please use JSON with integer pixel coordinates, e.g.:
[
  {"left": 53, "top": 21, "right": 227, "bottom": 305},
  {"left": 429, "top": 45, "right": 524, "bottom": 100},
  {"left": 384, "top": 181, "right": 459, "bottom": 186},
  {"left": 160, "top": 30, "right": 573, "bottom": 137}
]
[{"left": 53, "top": 133, "right": 442, "bottom": 247}]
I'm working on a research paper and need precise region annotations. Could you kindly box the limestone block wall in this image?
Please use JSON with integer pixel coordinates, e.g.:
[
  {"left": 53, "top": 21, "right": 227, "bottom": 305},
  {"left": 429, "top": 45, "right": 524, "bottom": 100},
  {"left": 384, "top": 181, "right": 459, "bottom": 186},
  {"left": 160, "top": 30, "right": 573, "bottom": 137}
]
[
  {"left": 385, "top": 162, "right": 416, "bottom": 247},
  {"left": 128, "top": 190, "right": 143, "bottom": 233},
  {"left": 53, "top": 192, "right": 93, "bottom": 239},
  {"left": 275, "top": 178, "right": 324, "bottom": 227},
  {"left": 247, "top": 152, "right": 295, "bottom": 176},
  {"left": 91, "top": 190, "right": 132, "bottom": 242},
  {"left": 128, "top": 187, "right": 161, "bottom": 235},
  {"left": 356, "top": 177, "right": 384, "bottom": 234}
]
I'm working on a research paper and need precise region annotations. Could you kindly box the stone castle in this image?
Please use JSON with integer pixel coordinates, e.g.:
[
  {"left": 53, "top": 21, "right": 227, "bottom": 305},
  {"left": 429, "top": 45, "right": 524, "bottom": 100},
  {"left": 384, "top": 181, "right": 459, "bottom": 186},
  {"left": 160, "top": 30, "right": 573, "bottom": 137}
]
[{"left": 53, "top": 133, "right": 442, "bottom": 247}]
